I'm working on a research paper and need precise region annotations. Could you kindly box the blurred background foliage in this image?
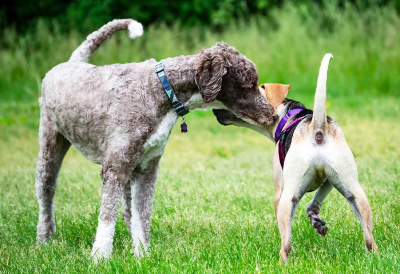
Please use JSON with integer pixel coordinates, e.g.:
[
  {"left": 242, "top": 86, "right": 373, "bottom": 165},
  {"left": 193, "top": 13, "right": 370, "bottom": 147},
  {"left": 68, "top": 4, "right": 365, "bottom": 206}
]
[
  {"left": 1, "top": 0, "right": 399, "bottom": 33},
  {"left": 0, "top": 0, "right": 399, "bottom": 104}
]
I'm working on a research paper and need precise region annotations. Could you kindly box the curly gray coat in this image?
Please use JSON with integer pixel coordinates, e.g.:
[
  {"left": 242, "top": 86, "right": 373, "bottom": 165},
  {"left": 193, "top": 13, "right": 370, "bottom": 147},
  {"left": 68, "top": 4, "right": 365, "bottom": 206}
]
[{"left": 35, "top": 19, "right": 277, "bottom": 260}]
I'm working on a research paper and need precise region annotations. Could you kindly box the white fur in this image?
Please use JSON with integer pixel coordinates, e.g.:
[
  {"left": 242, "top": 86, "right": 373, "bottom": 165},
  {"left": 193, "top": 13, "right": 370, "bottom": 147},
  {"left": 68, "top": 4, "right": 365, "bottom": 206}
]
[
  {"left": 185, "top": 93, "right": 227, "bottom": 111},
  {"left": 130, "top": 182, "right": 146, "bottom": 257},
  {"left": 313, "top": 53, "right": 333, "bottom": 129},
  {"left": 140, "top": 94, "right": 230, "bottom": 169},
  {"left": 141, "top": 111, "right": 178, "bottom": 168},
  {"left": 128, "top": 21, "right": 144, "bottom": 39},
  {"left": 241, "top": 117, "right": 258, "bottom": 126},
  {"left": 317, "top": 53, "right": 334, "bottom": 88},
  {"left": 91, "top": 220, "right": 115, "bottom": 261}
]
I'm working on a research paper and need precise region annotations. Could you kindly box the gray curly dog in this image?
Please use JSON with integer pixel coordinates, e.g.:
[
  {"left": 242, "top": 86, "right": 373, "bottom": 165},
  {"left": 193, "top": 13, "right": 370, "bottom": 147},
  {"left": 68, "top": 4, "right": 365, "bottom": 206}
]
[{"left": 36, "top": 19, "right": 276, "bottom": 260}]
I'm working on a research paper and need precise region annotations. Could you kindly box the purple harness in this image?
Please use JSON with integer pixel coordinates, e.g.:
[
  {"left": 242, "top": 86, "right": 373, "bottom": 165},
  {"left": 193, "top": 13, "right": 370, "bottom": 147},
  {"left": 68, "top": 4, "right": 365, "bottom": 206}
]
[{"left": 275, "top": 108, "right": 309, "bottom": 168}]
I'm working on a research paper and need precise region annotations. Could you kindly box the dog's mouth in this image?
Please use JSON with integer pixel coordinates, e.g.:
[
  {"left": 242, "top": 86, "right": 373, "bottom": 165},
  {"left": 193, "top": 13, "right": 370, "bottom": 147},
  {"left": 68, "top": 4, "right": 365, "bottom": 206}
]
[
  {"left": 212, "top": 109, "right": 272, "bottom": 138},
  {"left": 212, "top": 109, "right": 247, "bottom": 126}
]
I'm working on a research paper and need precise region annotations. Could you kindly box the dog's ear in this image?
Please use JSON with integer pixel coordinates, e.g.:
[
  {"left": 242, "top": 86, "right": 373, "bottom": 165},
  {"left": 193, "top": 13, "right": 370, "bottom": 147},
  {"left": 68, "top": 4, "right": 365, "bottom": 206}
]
[
  {"left": 195, "top": 45, "right": 228, "bottom": 103},
  {"left": 260, "top": 83, "right": 290, "bottom": 107}
]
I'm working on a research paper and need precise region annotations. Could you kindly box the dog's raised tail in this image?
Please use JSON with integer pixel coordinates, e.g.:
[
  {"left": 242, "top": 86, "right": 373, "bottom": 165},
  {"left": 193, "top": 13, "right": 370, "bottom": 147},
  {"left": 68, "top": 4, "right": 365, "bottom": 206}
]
[
  {"left": 311, "top": 53, "right": 333, "bottom": 145},
  {"left": 69, "top": 19, "right": 143, "bottom": 63}
]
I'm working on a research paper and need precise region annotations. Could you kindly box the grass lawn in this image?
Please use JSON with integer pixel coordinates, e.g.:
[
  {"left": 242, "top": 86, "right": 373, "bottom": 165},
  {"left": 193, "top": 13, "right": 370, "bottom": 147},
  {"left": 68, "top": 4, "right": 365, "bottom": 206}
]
[{"left": 0, "top": 93, "right": 399, "bottom": 273}]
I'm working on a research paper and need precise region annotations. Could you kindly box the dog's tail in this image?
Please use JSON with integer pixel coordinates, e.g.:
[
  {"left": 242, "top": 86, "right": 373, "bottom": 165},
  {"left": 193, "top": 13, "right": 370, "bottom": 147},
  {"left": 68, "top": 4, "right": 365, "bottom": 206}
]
[
  {"left": 310, "top": 53, "right": 333, "bottom": 145},
  {"left": 69, "top": 19, "right": 143, "bottom": 63}
]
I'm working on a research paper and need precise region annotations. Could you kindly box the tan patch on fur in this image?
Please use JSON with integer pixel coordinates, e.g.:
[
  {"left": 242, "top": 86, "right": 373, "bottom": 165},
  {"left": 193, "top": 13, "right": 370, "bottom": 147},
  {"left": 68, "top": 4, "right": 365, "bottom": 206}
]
[
  {"left": 292, "top": 121, "right": 311, "bottom": 142},
  {"left": 327, "top": 122, "right": 342, "bottom": 140},
  {"left": 260, "top": 83, "right": 291, "bottom": 108}
]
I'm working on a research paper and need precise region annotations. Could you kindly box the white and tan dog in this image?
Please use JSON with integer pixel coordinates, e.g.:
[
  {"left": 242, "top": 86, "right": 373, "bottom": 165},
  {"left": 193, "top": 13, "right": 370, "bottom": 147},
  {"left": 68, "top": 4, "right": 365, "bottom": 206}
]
[{"left": 213, "top": 54, "right": 378, "bottom": 264}]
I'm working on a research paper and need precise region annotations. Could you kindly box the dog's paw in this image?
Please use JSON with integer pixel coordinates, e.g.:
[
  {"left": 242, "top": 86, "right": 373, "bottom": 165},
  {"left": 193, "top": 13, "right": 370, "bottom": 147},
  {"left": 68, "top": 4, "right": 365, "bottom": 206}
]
[
  {"left": 91, "top": 246, "right": 112, "bottom": 263},
  {"left": 366, "top": 242, "right": 379, "bottom": 255},
  {"left": 307, "top": 208, "right": 328, "bottom": 237},
  {"left": 36, "top": 221, "right": 56, "bottom": 243},
  {"left": 131, "top": 243, "right": 149, "bottom": 258},
  {"left": 279, "top": 245, "right": 291, "bottom": 265}
]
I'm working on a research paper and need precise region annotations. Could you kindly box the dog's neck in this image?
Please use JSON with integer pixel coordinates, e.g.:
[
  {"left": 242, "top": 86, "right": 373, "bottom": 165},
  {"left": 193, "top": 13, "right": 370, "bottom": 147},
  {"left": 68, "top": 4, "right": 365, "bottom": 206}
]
[
  {"left": 270, "top": 104, "right": 291, "bottom": 139},
  {"left": 258, "top": 99, "right": 308, "bottom": 141},
  {"left": 161, "top": 54, "right": 226, "bottom": 112},
  {"left": 251, "top": 105, "right": 286, "bottom": 141}
]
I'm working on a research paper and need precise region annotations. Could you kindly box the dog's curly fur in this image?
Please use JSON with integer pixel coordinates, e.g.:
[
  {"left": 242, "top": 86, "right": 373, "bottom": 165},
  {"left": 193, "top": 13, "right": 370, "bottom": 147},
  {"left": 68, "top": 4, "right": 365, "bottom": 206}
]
[{"left": 36, "top": 19, "right": 277, "bottom": 260}]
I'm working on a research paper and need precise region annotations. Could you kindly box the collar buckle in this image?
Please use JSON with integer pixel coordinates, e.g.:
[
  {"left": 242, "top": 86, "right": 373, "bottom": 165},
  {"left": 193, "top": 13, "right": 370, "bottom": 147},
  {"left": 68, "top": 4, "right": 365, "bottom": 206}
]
[{"left": 155, "top": 62, "right": 164, "bottom": 73}]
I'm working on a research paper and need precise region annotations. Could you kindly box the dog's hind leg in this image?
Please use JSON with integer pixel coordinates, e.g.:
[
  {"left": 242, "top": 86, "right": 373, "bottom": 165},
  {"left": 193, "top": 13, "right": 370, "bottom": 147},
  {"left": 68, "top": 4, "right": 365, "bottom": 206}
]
[
  {"left": 276, "top": 160, "right": 315, "bottom": 264},
  {"left": 306, "top": 181, "right": 333, "bottom": 236},
  {"left": 128, "top": 156, "right": 161, "bottom": 257},
  {"left": 36, "top": 112, "right": 70, "bottom": 242},
  {"left": 326, "top": 145, "right": 378, "bottom": 254}
]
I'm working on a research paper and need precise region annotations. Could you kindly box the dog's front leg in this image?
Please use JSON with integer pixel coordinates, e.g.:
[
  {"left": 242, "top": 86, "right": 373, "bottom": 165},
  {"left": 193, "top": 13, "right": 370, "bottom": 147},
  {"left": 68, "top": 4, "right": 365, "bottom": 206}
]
[
  {"left": 91, "top": 157, "right": 133, "bottom": 261},
  {"left": 122, "top": 182, "right": 132, "bottom": 234},
  {"left": 306, "top": 181, "right": 333, "bottom": 236},
  {"left": 129, "top": 156, "right": 161, "bottom": 257},
  {"left": 272, "top": 145, "right": 284, "bottom": 220}
]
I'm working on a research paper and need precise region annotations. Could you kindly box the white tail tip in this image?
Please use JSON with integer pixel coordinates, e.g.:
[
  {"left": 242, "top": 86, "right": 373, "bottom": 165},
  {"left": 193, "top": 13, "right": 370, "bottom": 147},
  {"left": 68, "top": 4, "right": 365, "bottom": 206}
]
[
  {"left": 128, "top": 21, "right": 143, "bottom": 39},
  {"left": 317, "top": 53, "right": 333, "bottom": 84},
  {"left": 322, "top": 53, "right": 334, "bottom": 64}
]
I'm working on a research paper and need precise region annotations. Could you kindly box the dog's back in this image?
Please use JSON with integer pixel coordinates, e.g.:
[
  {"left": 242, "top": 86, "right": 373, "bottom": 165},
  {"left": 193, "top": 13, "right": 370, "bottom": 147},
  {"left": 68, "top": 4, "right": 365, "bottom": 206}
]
[{"left": 41, "top": 59, "right": 159, "bottom": 164}]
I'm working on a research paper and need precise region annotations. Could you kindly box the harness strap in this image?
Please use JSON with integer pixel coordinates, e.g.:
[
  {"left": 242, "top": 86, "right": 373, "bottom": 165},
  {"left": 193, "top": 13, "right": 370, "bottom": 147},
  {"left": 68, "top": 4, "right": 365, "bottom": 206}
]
[
  {"left": 275, "top": 108, "right": 303, "bottom": 142},
  {"left": 155, "top": 62, "right": 189, "bottom": 117},
  {"left": 277, "top": 114, "right": 311, "bottom": 167}
]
